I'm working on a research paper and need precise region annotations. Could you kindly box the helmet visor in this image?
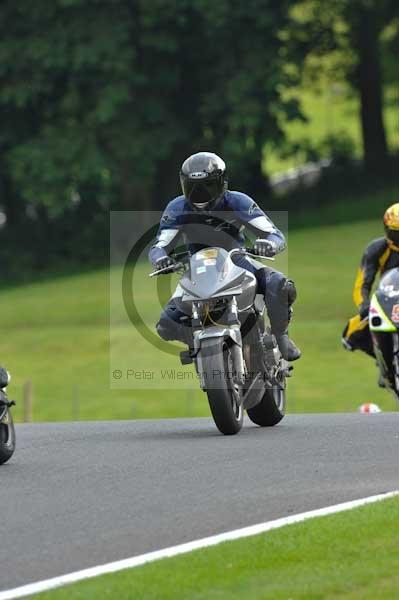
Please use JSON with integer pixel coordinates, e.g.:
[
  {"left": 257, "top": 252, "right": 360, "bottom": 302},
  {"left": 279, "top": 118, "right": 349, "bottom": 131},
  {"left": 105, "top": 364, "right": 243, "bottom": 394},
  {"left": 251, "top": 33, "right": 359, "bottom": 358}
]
[
  {"left": 183, "top": 179, "right": 222, "bottom": 209},
  {"left": 386, "top": 228, "right": 399, "bottom": 246}
]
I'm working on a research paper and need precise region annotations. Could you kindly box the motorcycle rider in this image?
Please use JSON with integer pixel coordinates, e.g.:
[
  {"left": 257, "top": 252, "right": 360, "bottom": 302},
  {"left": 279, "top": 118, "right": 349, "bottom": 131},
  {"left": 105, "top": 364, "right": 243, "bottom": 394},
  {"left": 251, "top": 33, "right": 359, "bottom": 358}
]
[
  {"left": 342, "top": 202, "right": 399, "bottom": 356},
  {"left": 149, "top": 151, "right": 301, "bottom": 361}
]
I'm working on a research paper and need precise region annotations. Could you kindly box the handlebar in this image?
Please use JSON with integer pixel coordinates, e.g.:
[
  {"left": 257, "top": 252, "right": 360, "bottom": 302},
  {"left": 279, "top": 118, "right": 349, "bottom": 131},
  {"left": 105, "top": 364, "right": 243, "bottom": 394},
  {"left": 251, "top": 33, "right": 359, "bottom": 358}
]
[
  {"left": 149, "top": 262, "right": 184, "bottom": 278},
  {"left": 148, "top": 248, "right": 274, "bottom": 277},
  {"left": 230, "top": 248, "right": 275, "bottom": 261}
]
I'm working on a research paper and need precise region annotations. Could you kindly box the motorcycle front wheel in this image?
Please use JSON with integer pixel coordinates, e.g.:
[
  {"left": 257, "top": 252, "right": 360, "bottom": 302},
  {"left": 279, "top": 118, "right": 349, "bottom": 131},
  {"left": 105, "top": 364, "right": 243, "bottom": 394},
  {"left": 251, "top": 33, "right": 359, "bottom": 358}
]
[
  {"left": 0, "top": 408, "right": 16, "bottom": 465},
  {"left": 201, "top": 339, "right": 243, "bottom": 435}
]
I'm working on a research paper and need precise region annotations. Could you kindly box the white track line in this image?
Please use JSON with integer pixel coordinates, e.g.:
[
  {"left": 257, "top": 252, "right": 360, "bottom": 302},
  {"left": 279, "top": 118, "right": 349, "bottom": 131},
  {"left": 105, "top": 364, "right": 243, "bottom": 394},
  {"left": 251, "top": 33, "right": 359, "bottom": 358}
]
[{"left": 1, "top": 490, "right": 398, "bottom": 600}]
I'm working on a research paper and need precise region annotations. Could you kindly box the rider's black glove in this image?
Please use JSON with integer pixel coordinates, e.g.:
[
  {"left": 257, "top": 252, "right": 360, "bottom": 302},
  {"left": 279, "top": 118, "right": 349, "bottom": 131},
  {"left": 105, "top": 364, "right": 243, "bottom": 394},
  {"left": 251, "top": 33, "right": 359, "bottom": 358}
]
[
  {"left": 359, "top": 301, "right": 370, "bottom": 320},
  {"left": 253, "top": 239, "right": 277, "bottom": 257},
  {"left": 155, "top": 256, "right": 176, "bottom": 273}
]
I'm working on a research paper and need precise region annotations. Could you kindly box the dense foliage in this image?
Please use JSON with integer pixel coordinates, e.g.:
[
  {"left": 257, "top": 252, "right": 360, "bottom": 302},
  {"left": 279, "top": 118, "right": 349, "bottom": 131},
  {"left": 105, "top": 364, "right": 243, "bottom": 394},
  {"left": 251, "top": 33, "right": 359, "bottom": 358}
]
[{"left": 0, "top": 0, "right": 397, "bottom": 273}]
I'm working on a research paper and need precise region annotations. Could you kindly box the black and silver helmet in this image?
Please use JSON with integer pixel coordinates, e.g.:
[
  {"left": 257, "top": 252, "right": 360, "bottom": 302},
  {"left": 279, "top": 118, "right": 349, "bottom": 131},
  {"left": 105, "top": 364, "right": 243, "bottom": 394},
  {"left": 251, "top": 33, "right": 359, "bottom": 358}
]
[{"left": 180, "top": 152, "right": 227, "bottom": 210}]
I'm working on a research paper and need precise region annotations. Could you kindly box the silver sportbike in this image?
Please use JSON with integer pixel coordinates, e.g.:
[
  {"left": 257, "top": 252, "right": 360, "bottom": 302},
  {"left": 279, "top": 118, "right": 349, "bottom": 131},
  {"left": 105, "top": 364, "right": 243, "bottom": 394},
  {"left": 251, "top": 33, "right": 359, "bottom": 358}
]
[{"left": 150, "top": 247, "right": 292, "bottom": 435}]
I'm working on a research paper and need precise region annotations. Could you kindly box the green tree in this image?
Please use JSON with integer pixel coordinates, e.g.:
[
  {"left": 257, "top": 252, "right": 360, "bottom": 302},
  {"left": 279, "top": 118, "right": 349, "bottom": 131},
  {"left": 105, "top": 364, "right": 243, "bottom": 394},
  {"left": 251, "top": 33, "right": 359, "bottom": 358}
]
[
  {"left": 187, "top": 0, "right": 302, "bottom": 195},
  {"left": 149, "top": 0, "right": 302, "bottom": 200},
  {"left": 289, "top": 0, "right": 399, "bottom": 171},
  {"left": 0, "top": 0, "right": 300, "bottom": 243}
]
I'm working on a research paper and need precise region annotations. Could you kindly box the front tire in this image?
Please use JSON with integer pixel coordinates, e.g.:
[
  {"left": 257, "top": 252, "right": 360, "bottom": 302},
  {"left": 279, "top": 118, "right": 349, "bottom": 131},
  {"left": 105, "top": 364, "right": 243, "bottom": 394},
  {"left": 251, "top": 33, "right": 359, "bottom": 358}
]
[
  {"left": 201, "top": 339, "right": 243, "bottom": 435},
  {"left": 0, "top": 408, "right": 16, "bottom": 465},
  {"left": 247, "top": 384, "right": 285, "bottom": 427}
]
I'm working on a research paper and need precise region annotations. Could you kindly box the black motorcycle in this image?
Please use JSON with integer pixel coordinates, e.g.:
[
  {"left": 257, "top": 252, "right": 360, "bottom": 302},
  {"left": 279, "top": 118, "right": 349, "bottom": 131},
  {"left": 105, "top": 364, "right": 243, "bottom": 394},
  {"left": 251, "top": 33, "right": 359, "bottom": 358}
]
[
  {"left": 150, "top": 247, "right": 292, "bottom": 435},
  {"left": 0, "top": 368, "right": 16, "bottom": 464}
]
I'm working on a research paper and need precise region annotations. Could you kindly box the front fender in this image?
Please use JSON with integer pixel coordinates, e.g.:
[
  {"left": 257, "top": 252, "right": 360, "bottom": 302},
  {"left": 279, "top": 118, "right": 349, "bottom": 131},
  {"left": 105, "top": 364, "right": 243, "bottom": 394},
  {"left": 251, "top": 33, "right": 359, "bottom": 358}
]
[
  {"left": 196, "top": 326, "right": 242, "bottom": 347},
  {"left": 194, "top": 327, "right": 244, "bottom": 390}
]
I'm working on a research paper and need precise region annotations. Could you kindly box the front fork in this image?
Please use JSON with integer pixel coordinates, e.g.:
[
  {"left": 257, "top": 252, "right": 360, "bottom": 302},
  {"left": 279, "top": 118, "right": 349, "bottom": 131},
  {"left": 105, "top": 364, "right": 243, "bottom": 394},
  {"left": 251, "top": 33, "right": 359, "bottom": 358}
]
[
  {"left": 192, "top": 298, "right": 245, "bottom": 391},
  {"left": 392, "top": 333, "right": 399, "bottom": 396},
  {"left": 373, "top": 331, "right": 399, "bottom": 398},
  {"left": 0, "top": 391, "right": 15, "bottom": 422}
]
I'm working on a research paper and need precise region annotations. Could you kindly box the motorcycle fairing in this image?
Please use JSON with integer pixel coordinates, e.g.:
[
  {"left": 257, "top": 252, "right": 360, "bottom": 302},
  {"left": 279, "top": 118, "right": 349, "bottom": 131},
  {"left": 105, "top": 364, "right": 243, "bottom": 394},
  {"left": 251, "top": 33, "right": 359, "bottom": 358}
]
[
  {"left": 179, "top": 247, "right": 252, "bottom": 300},
  {"left": 369, "top": 293, "right": 397, "bottom": 332}
]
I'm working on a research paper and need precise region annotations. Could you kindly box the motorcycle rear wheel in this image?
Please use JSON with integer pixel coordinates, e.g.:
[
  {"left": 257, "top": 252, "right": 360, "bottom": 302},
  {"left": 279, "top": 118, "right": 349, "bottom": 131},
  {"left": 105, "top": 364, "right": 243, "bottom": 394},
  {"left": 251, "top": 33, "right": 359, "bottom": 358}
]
[
  {"left": 247, "top": 384, "right": 285, "bottom": 427},
  {"left": 0, "top": 408, "right": 16, "bottom": 465},
  {"left": 201, "top": 339, "right": 243, "bottom": 435}
]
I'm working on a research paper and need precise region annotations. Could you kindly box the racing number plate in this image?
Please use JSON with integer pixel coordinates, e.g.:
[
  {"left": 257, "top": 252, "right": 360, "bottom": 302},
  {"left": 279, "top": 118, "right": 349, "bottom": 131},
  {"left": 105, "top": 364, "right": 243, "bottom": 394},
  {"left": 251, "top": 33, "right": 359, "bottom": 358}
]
[
  {"left": 391, "top": 304, "right": 399, "bottom": 323},
  {"left": 196, "top": 249, "right": 218, "bottom": 260}
]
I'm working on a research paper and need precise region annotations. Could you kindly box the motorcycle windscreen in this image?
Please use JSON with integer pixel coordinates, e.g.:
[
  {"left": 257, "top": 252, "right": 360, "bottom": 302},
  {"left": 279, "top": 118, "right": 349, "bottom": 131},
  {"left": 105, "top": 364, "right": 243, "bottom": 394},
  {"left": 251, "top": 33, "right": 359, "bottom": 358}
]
[{"left": 180, "top": 248, "right": 246, "bottom": 299}]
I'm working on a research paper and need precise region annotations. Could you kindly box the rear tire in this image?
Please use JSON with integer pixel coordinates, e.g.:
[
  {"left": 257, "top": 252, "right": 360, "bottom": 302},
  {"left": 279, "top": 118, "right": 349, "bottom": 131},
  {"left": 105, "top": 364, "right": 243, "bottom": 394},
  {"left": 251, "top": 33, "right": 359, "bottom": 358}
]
[
  {"left": 247, "top": 384, "right": 285, "bottom": 427},
  {"left": 201, "top": 339, "right": 243, "bottom": 435},
  {"left": 0, "top": 408, "right": 16, "bottom": 465}
]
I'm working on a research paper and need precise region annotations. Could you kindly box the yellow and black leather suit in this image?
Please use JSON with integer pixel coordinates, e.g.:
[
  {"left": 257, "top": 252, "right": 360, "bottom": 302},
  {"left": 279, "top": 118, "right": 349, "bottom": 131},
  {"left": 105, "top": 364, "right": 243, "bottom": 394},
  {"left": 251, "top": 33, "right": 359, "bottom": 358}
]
[
  {"left": 343, "top": 237, "right": 399, "bottom": 355},
  {"left": 353, "top": 237, "right": 399, "bottom": 312}
]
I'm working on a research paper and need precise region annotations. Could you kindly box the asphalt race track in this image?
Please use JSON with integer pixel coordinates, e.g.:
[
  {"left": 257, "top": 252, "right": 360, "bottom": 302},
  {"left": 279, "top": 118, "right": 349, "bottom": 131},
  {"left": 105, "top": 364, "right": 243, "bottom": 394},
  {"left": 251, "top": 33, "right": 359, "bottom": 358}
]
[{"left": 1, "top": 414, "right": 398, "bottom": 591}]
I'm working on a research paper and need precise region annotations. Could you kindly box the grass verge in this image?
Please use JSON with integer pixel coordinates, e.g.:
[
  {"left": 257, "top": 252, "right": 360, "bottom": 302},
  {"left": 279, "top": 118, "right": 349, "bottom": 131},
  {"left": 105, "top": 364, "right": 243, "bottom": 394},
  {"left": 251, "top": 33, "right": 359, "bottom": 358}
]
[
  {"left": 3, "top": 201, "right": 399, "bottom": 422},
  {"left": 33, "top": 495, "right": 399, "bottom": 599}
]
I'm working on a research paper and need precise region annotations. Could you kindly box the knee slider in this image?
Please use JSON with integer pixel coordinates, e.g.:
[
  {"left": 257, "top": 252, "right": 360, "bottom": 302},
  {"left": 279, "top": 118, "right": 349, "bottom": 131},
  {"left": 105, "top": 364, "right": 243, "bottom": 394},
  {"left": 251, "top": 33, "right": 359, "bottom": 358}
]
[
  {"left": 156, "top": 319, "right": 176, "bottom": 341},
  {"left": 156, "top": 310, "right": 183, "bottom": 341},
  {"left": 280, "top": 279, "right": 297, "bottom": 305},
  {"left": 286, "top": 279, "right": 297, "bottom": 304},
  {"left": 156, "top": 313, "right": 192, "bottom": 344}
]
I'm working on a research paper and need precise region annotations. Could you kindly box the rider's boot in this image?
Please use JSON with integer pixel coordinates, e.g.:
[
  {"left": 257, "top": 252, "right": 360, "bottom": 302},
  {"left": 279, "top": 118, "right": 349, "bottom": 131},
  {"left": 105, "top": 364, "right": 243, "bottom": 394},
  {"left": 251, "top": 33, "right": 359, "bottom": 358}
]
[
  {"left": 266, "top": 277, "right": 301, "bottom": 361},
  {"left": 274, "top": 332, "right": 301, "bottom": 361}
]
